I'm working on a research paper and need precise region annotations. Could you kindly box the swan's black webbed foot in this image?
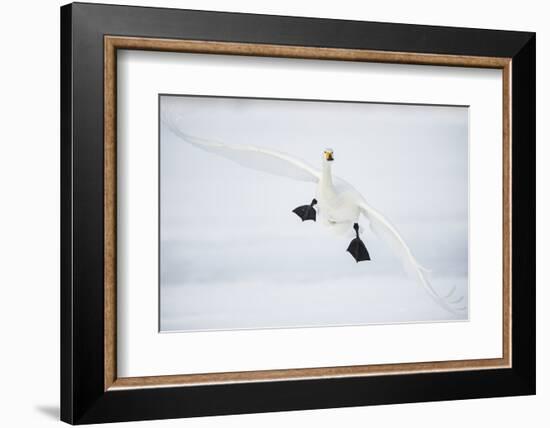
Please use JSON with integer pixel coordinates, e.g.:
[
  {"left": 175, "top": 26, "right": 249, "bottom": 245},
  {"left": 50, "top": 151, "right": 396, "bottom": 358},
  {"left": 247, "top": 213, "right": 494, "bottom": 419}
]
[
  {"left": 292, "top": 199, "right": 317, "bottom": 222},
  {"left": 347, "top": 223, "right": 371, "bottom": 263}
]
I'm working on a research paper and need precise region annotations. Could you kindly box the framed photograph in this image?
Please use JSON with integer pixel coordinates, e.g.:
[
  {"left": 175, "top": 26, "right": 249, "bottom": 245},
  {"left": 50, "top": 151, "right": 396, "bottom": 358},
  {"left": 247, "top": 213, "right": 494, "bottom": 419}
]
[{"left": 60, "top": 2, "right": 535, "bottom": 424}]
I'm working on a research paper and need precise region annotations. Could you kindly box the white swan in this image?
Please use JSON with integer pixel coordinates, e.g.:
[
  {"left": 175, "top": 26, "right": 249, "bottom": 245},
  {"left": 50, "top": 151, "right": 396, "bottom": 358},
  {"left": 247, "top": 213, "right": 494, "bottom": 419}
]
[{"left": 163, "top": 114, "right": 466, "bottom": 315}]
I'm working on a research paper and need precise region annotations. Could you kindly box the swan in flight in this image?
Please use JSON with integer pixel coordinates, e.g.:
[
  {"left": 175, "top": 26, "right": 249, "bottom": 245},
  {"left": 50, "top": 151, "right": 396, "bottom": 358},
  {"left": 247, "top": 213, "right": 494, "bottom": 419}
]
[{"left": 163, "top": 115, "right": 466, "bottom": 315}]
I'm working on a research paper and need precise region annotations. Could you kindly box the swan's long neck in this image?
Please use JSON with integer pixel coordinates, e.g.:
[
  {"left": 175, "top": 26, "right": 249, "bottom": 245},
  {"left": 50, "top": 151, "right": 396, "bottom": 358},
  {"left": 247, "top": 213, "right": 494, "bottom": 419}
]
[{"left": 320, "top": 161, "right": 334, "bottom": 190}]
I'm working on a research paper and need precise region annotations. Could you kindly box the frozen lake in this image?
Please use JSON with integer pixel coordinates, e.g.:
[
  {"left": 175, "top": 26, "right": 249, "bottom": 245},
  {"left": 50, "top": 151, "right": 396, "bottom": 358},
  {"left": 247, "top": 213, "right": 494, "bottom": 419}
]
[{"left": 160, "top": 233, "right": 468, "bottom": 332}]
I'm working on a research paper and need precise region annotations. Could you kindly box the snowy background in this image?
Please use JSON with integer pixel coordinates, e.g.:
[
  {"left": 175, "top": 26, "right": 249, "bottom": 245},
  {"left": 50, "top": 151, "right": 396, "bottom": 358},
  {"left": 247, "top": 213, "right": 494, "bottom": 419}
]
[{"left": 159, "top": 95, "right": 469, "bottom": 332}]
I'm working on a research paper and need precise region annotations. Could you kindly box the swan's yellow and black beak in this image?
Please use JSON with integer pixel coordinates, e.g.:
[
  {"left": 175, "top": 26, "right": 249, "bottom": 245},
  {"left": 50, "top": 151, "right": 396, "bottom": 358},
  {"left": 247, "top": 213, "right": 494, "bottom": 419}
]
[{"left": 324, "top": 150, "right": 334, "bottom": 161}]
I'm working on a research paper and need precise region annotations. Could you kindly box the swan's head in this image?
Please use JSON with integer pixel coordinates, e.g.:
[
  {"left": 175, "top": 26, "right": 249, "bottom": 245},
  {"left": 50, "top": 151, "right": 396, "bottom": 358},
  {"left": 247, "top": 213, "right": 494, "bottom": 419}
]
[{"left": 323, "top": 148, "right": 334, "bottom": 162}]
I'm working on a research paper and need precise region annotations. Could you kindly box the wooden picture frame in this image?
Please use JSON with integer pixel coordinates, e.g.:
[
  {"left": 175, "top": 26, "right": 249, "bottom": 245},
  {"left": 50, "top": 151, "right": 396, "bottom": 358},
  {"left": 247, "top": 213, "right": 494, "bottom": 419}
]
[{"left": 61, "top": 2, "right": 535, "bottom": 424}]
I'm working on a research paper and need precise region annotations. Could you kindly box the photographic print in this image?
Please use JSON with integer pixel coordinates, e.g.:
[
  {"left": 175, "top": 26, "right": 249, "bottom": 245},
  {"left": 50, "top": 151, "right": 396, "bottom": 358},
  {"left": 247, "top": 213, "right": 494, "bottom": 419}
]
[{"left": 160, "top": 95, "right": 469, "bottom": 332}]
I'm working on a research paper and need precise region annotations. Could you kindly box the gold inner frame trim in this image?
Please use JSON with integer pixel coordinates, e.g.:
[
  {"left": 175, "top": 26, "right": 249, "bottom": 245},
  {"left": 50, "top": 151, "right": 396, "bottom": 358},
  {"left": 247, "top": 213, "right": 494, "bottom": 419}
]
[{"left": 104, "top": 35, "right": 512, "bottom": 391}]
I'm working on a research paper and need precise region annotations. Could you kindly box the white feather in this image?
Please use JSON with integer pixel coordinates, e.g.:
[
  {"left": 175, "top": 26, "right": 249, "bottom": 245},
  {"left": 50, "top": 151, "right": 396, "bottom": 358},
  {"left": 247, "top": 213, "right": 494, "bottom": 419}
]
[
  {"left": 163, "top": 113, "right": 319, "bottom": 183},
  {"left": 358, "top": 199, "right": 463, "bottom": 315}
]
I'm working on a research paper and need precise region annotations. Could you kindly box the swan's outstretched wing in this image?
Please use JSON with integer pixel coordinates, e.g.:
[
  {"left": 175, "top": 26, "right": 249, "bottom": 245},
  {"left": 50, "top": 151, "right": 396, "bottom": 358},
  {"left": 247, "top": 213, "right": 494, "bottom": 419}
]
[
  {"left": 163, "top": 113, "right": 320, "bottom": 183},
  {"left": 358, "top": 198, "right": 466, "bottom": 315}
]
